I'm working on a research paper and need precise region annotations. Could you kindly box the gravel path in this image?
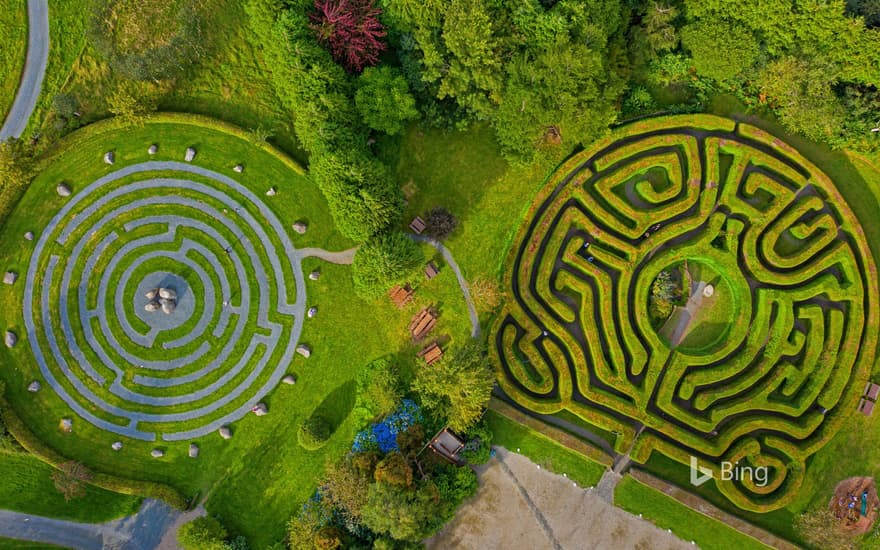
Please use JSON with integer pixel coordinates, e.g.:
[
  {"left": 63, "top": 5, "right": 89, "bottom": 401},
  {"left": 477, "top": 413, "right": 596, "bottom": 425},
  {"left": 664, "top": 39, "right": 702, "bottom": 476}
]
[
  {"left": 0, "top": 0, "right": 48, "bottom": 139},
  {"left": 296, "top": 246, "right": 358, "bottom": 264},
  {"left": 0, "top": 498, "right": 182, "bottom": 550}
]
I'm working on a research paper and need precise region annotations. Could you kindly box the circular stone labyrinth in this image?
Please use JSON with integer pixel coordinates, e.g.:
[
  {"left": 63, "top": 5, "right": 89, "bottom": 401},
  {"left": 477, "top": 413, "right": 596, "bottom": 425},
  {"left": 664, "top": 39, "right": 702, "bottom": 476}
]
[
  {"left": 492, "top": 115, "right": 879, "bottom": 511},
  {"left": 23, "top": 157, "right": 305, "bottom": 442}
]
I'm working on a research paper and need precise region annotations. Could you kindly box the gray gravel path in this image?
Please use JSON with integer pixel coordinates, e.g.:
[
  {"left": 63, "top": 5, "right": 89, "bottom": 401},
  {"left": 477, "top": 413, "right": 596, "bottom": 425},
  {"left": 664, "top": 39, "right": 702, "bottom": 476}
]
[
  {"left": 0, "top": 0, "right": 49, "bottom": 139},
  {"left": 296, "top": 246, "right": 358, "bottom": 264}
]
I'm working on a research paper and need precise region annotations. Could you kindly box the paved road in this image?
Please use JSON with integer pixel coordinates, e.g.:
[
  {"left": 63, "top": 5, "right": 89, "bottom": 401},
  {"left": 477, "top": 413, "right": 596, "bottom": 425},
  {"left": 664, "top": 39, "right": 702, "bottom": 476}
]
[
  {"left": 0, "top": 498, "right": 182, "bottom": 550},
  {"left": 0, "top": 0, "right": 49, "bottom": 140}
]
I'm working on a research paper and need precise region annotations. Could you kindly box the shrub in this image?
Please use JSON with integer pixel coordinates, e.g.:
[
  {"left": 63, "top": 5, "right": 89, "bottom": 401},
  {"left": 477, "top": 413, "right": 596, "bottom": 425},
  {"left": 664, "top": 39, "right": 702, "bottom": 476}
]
[
  {"left": 314, "top": 526, "right": 346, "bottom": 549},
  {"left": 424, "top": 207, "right": 458, "bottom": 240},
  {"left": 355, "top": 66, "right": 418, "bottom": 135},
  {"left": 309, "top": 0, "right": 386, "bottom": 73},
  {"left": 299, "top": 416, "right": 332, "bottom": 450},
  {"left": 352, "top": 400, "right": 423, "bottom": 453},
  {"left": 373, "top": 452, "right": 413, "bottom": 487},
  {"left": 355, "top": 358, "right": 402, "bottom": 421},
  {"left": 51, "top": 461, "right": 93, "bottom": 501},
  {"left": 177, "top": 516, "right": 227, "bottom": 550},
  {"left": 352, "top": 231, "right": 424, "bottom": 299}
]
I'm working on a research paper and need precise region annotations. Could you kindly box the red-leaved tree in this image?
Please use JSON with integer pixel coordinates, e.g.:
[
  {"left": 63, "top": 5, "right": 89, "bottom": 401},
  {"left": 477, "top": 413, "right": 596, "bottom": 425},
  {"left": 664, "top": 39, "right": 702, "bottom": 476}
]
[{"left": 310, "top": 0, "right": 387, "bottom": 73}]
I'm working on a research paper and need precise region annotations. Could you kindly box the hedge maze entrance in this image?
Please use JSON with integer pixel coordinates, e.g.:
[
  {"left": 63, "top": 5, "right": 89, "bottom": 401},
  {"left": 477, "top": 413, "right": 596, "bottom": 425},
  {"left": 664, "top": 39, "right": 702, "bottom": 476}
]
[{"left": 492, "top": 115, "right": 879, "bottom": 511}]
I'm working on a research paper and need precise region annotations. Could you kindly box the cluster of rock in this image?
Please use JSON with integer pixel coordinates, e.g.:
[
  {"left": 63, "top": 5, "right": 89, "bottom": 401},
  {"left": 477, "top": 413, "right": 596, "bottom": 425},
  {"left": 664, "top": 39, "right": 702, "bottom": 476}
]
[{"left": 145, "top": 287, "right": 178, "bottom": 315}]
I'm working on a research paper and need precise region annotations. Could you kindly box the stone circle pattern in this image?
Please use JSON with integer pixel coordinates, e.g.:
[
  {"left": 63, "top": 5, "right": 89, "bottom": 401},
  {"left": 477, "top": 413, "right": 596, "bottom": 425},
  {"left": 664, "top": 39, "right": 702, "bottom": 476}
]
[
  {"left": 25, "top": 160, "right": 306, "bottom": 442},
  {"left": 492, "top": 116, "right": 879, "bottom": 511}
]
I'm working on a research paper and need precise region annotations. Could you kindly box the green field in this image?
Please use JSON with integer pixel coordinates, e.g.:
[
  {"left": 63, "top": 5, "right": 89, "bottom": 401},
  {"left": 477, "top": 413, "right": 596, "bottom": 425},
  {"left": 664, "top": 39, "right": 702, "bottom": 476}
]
[{"left": 0, "top": 0, "right": 26, "bottom": 123}]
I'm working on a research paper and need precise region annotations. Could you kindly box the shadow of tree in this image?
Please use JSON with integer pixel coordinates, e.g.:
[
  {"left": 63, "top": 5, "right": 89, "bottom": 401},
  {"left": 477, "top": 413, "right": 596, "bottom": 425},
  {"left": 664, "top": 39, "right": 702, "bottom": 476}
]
[{"left": 311, "top": 380, "right": 357, "bottom": 433}]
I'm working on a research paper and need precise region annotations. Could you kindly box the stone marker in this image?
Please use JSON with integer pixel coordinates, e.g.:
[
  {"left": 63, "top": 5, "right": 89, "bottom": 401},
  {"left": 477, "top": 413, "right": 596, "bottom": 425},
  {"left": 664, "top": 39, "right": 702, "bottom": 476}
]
[
  {"left": 189, "top": 443, "right": 199, "bottom": 458},
  {"left": 27, "top": 380, "right": 40, "bottom": 393},
  {"left": 56, "top": 183, "right": 72, "bottom": 197},
  {"left": 292, "top": 222, "right": 307, "bottom": 234},
  {"left": 185, "top": 147, "right": 196, "bottom": 162},
  {"left": 309, "top": 271, "right": 320, "bottom": 281},
  {"left": 24, "top": 231, "right": 33, "bottom": 241},
  {"left": 148, "top": 144, "right": 158, "bottom": 155},
  {"left": 307, "top": 307, "right": 317, "bottom": 318},
  {"left": 4, "top": 331, "right": 16, "bottom": 348},
  {"left": 266, "top": 187, "right": 277, "bottom": 197},
  {"left": 253, "top": 402, "right": 268, "bottom": 416},
  {"left": 233, "top": 164, "right": 244, "bottom": 173},
  {"left": 219, "top": 425, "right": 232, "bottom": 439},
  {"left": 103, "top": 151, "right": 115, "bottom": 165},
  {"left": 296, "top": 344, "right": 311, "bottom": 358},
  {"left": 3, "top": 271, "right": 17, "bottom": 285},
  {"left": 151, "top": 449, "right": 164, "bottom": 458},
  {"left": 160, "top": 299, "right": 176, "bottom": 314},
  {"left": 145, "top": 301, "right": 160, "bottom": 312},
  {"left": 159, "top": 287, "right": 177, "bottom": 300},
  {"left": 111, "top": 441, "right": 123, "bottom": 451},
  {"left": 60, "top": 418, "right": 73, "bottom": 433},
  {"left": 282, "top": 374, "right": 297, "bottom": 385},
  {"left": 145, "top": 288, "right": 158, "bottom": 300}
]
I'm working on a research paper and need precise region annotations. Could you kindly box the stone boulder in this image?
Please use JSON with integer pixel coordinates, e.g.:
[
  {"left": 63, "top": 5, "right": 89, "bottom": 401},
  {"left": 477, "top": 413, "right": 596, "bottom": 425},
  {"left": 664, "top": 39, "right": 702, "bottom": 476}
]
[
  {"left": 4, "top": 331, "right": 16, "bottom": 348},
  {"left": 103, "top": 151, "right": 115, "bottom": 165},
  {"left": 252, "top": 402, "right": 268, "bottom": 416},
  {"left": 145, "top": 301, "right": 160, "bottom": 312},
  {"left": 219, "top": 425, "right": 232, "bottom": 439},
  {"left": 56, "top": 183, "right": 72, "bottom": 197},
  {"left": 27, "top": 380, "right": 40, "bottom": 392},
  {"left": 111, "top": 441, "right": 123, "bottom": 451},
  {"left": 296, "top": 344, "right": 311, "bottom": 358},
  {"left": 158, "top": 287, "right": 177, "bottom": 300},
  {"left": 3, "top": 271, "right": 17, "bottom": 285},
  {"left": 309, "top": 271, "right": 320, "bottom": 281},
  {"left": 188, "top": 443, "right": 199, "bottom": 458},
  {"left": 145, "top": 288, "right": 158, "bottom": 300},
  {"left": 148, "top": 144, "right": 158, "bottom": 155},
  {"left": 292, "top": 222, "right": 307, "bottom": 234},
  {"left": 60, "top": 418, "right": 73, "bottom": 433},
  {"left": 282, "top": 374, "right": 296, "bottom": 385},
  {"left": 151, "top": 449, "right": 164, "bottom": 458},
  {"left": 24, "top": 231, "right": 33, "bottom": 241},
  {"left": 266, "top": 187, "right": 277, "bottom": 197},
  {"left": 233, "top": 164, "right": 244, "bottom": 173},
  {"left": 185, "top": 147, "right": 196, "bottom": 162},
  {"left": 160, "top": 299, "right": 176, "bottom": 314},
  {"left": 307, "top": 307, "right": 317, "bottom": 319}
]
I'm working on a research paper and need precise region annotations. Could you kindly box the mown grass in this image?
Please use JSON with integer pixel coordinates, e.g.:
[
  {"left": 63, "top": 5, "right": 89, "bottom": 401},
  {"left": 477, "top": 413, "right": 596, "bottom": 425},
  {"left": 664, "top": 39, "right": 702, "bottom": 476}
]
[
  {"left": 484, "top": 410, "right": 607, "bottom": 487},
  {"left": 615, "top": 476, "right": 771, "bottom": 550},
  {"left": 0, "top": 451, "right": 140, "bottom": 522},
  {"left": 0, "top": 539, "right": 66, "bottom": 550},
  {"left": 0, "top": 0, "right": 27, "bottom": 123}
]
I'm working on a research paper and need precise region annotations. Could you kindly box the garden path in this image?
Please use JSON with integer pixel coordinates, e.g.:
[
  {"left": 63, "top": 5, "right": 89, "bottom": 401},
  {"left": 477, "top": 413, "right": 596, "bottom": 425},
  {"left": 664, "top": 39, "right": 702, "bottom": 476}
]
[{"left": 0, "top": 0, "right": 48, "bottom": 139}]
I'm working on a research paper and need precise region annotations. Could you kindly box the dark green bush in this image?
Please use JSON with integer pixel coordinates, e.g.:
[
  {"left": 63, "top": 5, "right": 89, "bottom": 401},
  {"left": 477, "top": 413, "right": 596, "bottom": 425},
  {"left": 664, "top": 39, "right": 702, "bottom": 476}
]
[{"left": 298, "top": 416, "right": 332, "bottom": 450}]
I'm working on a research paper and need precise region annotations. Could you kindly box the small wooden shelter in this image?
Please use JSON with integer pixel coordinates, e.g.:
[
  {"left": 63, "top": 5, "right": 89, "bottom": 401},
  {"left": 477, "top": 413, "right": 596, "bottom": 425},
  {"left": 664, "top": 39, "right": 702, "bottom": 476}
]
[
  {"left": 424, "top": 261, "right": 440, "bottom": 281},
  {"left": 408, "top": 308, "right": 437, "bottom": 340},
  {"left": 418, "top": 342, "right": 443, "bottom": 365},
  {"left": 389, "top": 284, "right": 414, "bottom": 308},
  {"left": 409, "top": 216, "right": 427, "bottom": 234},
  {"left": 428, "top": 427, "right": 465, "bottom": 465}
]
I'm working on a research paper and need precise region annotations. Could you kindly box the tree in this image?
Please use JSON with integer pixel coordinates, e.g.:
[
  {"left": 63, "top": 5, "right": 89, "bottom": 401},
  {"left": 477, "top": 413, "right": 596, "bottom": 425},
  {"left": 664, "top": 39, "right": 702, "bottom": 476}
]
[
  {"left": 795, "top": 508, "right": 856, "bottom": 550},
  {"left": 361, "top": 481, "right": 445, "bottom": 541},
  {"left": 424, "top": 207, "right": 457, "bottom": 240},
  {"left": 412, "top": 341, "right": 495, "bottom": 432},
  {"left": 310, "top": 0, "right": 387, "bottom": 73},
  {"left": 323, "top": 454, "right": 375, "bottom": 519},
  {"left": 356, "top": 358, "right": 402, "bottom": 420},
  {"left": 51, "top": 461, "right": 92, "bottom": 501},
  {"left": 356, "top": 66, "right": 419, "bottom": 135},
  {"left": 177, "top": 516, "right": 228, "bottom": 550},
  {"left": 352, "top": 231, "right": 424, "bottom": 299},
  {"left": 314, "top": 526, "right": 346, "bottom": 549},
  {"left": 847, "top": 0, "right": 880, "bottom": 27},
  {"left": 374, "top": 452, "right": 414, "bottom": 487},
  {"left": 680, "top": 18, "right": 760, "bottom": 82},
  {"left": 299, "top": 416, "right": 332, "bottom": 450}
]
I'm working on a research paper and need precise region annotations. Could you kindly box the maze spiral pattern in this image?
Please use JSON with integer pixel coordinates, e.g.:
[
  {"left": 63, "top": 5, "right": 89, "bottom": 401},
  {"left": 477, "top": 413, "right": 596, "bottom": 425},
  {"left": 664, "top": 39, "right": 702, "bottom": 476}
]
[
  {"left": 492, "top": 116, "right": 879, "bottom": 511},
  {"left": 24, "top": 160, "right": 305, "bottom": 442}
]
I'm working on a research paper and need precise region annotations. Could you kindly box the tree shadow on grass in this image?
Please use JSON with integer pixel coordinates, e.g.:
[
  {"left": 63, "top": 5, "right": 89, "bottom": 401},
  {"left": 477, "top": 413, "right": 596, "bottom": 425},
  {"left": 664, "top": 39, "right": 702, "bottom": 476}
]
[{"left": 311, "top": 380, "right": 357, "bottom": 434}]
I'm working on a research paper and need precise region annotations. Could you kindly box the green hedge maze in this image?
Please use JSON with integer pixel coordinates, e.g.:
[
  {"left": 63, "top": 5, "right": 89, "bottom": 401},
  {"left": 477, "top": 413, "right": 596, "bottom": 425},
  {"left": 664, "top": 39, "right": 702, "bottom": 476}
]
[
  {"left": 24, "top": 159, "right": 306, "bottom": 443},
  {"left": 492, "top": 115, "right": 879, "bottom": 511}
]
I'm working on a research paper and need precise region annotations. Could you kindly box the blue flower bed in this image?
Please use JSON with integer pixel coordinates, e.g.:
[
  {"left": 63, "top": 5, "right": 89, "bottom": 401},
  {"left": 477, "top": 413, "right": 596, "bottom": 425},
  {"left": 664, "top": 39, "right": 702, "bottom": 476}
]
[{"left": 352, "top": 399, "right": 422, "bottom": 453}]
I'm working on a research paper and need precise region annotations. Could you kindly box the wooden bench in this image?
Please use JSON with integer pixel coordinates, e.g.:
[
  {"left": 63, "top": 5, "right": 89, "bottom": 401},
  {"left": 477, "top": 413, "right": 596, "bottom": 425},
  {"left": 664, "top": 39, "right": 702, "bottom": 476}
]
[
  {"left": 409, "top": 216, "right": 427, "bottom": 234},
  {"left": 866, "top": 382, "right": 880, "bottom": 401},
  {"left": 388, "top": 284, "right": 414, "bottom": 308},
  {"left": 424, "top": 261, "right": 439, "bottom": 280},
  {"left": 418, "top": 342, "right": 443, "bottom": 365},
  {"left": 409, "top": 308, "right": 437, "bottom": 340},
  {"left": 859, "top": 398, "right": 875, "bottom": 416}
]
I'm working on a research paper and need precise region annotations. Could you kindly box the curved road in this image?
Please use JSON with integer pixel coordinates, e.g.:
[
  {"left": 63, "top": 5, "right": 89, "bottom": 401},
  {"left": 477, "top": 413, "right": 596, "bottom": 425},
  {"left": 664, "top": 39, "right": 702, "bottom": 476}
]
[{"left": 0, "top": 0, "right": 49, "bottom": 140}]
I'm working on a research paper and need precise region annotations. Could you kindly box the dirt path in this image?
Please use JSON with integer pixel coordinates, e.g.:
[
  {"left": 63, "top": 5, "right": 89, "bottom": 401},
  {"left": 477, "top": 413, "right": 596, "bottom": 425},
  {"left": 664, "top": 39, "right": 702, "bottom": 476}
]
[
  {"left": 296, "top": 246, "right": 358, "bottom": 265},
  {"left": 426, "top": 448, "right": 694, "bottom": 550}
]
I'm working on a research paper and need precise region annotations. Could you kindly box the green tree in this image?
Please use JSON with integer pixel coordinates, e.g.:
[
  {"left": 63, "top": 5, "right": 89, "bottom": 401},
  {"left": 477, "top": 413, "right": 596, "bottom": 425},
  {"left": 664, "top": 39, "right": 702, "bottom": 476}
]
[
  {"left": 314, "top": 526, "right": 346, "bottom": 549},
  {"left": 177, "top": 516, "right": 228, "bottom": 550},
  {"left": 680, "top": 18, "right": 760, "bottom": 82},
  {"left": 351, "top": 231, "right": 424, "bottom": 299},
  {"left": 356, "top": 358, "right": 402, "bottom": 420},
  {"left": 356, "top": 66, "right": 419, "bottom": 135},
  {"left": 412, "top": 341, "right": 495, "bottom": 432},
  {"left": 323, "top": 454, "right": 374, "bottom": 519},
  {"left": 374, "top": 452, "right": 414, "bottom": 487},
  {"left": 298, "top": 416, "right": 332, "bottom": 450},
  {"left": 641, "top": 2, "right": 680, "bottom": 54},
  {"left": 361, "top": 482, "right": 445, "bottom": 541}
]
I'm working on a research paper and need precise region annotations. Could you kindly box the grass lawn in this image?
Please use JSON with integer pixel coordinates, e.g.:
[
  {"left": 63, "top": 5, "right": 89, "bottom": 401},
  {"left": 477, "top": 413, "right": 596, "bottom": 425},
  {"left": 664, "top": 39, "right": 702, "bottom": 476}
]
[
  {"left": 0, "top": 539, "right": 66, "bottom": 550},
  {"left": 615, "top": 476, "right": 771, "bottom": 550},
  {"left": 0, "top": 451, "right": 140, "bottom": 522},
  {"left": 0, "top": 0, "right": 27, "bottom": 123},
  {"left": 484, "top": 409, "right": 607, "bottom": 487}
]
